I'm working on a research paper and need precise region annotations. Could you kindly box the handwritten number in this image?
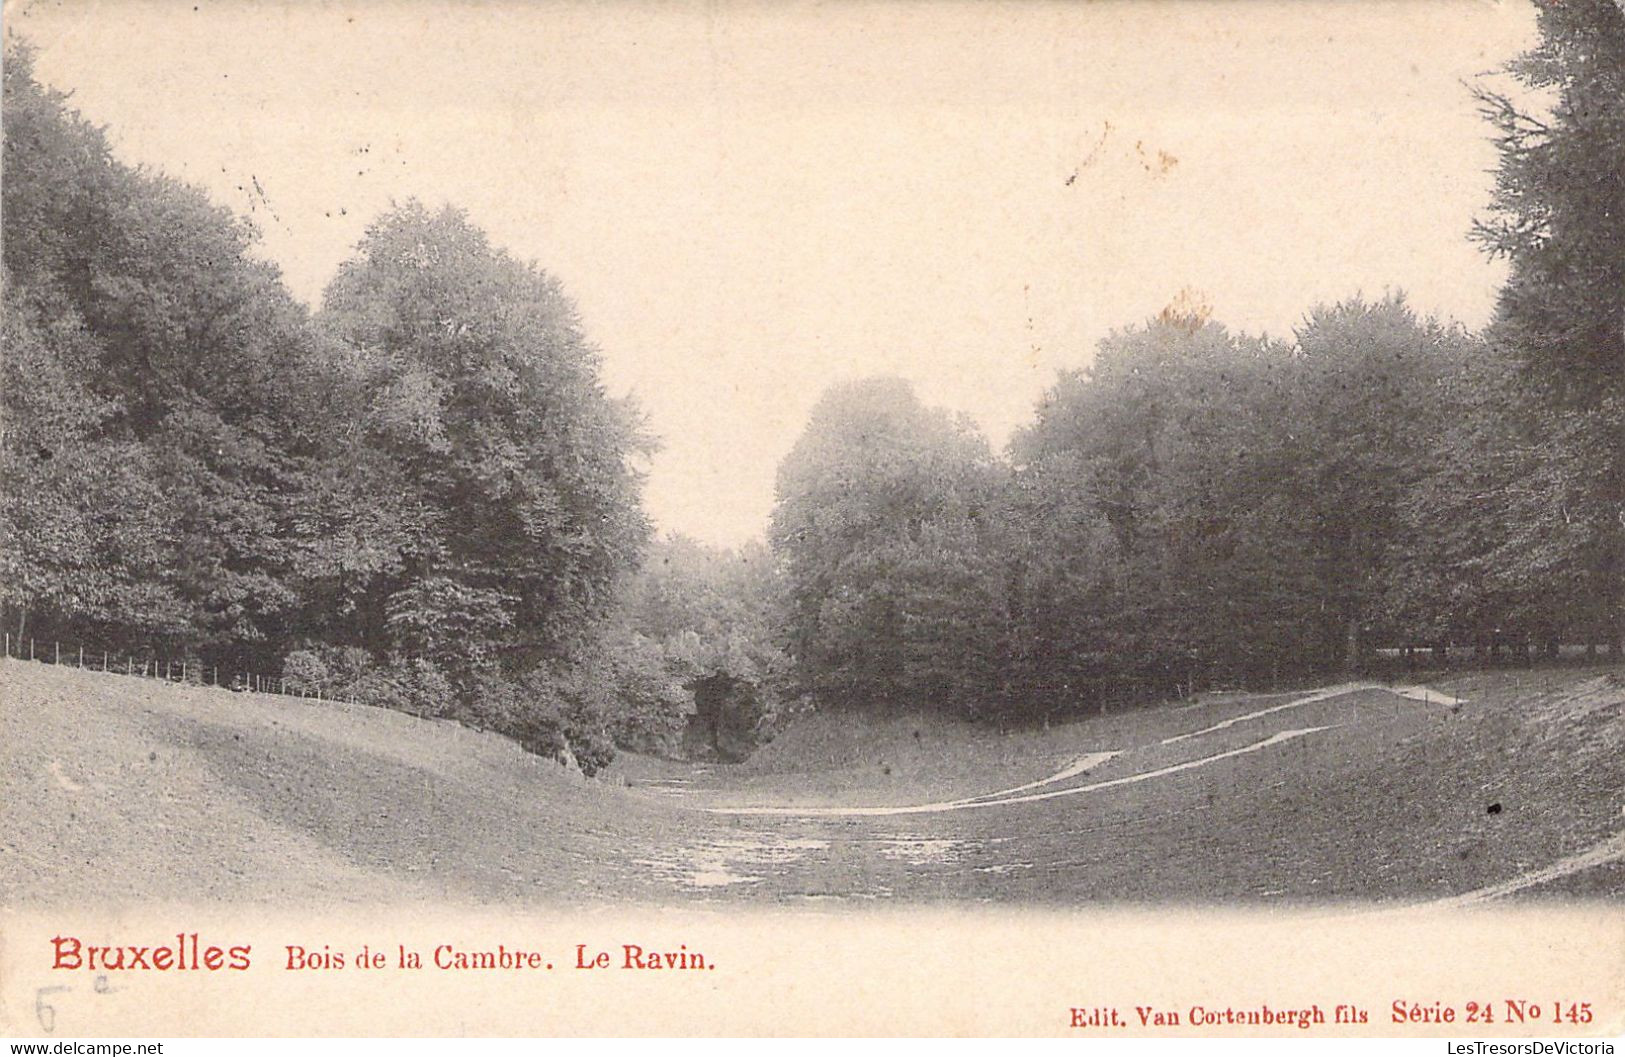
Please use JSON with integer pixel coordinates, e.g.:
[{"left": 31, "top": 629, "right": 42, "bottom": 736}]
[{"left": 35, "top": 985, "right": 69, "bottom": 1033}]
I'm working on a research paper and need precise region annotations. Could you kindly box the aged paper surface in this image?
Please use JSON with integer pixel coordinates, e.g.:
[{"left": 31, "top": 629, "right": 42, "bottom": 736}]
[
  {"left": 2, "top": 0, "right": 1622, "bottom": 1039},
  {"left": 0, "top": 906, "right": 1622, "bottom": 1036}
]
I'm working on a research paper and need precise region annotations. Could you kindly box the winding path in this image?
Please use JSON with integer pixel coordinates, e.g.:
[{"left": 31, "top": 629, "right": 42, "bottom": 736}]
[{"left": 705, "top": 681, "right": 1464, "bottom": 819}]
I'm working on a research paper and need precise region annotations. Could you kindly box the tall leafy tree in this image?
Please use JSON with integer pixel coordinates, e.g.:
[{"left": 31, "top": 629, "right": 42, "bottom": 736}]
[
  {"left": 770, "top": 378, "right": 1008, "bottom": 715},
  {"left": 1285, "top": 296, "right": 1479, "bottom": 671},
  {"left": 1474, "top": 0, "right": 1625, "bottom": 403},
  {"left": 1473, "top": 0, "right": 1625, "bottom": 648},
  {"left": 1011, "top": 314, "right": 1315, "bottom": 699},
  {"left": 1010, "top": 299, "right": 1479, "bottom": 695},
  {"left": 3, "top": 43, "right": 318, "bottom": 661},
  {"left": 318, "top": 202, "right": 653, "bottom": 676},
  {"left": 0, "top": 276, "right": 185, "bottom": 646}
]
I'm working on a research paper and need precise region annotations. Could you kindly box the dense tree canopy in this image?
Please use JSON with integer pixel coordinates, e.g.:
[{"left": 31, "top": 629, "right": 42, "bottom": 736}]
[
  {"left": 1472, "top": 0, "right": 1624, "bottom": 651},
  {"left": 3, "top": 44, "right": 319, "bottom": 658},
  {"left": 1009, "top": 314, "right": 1308, "bottom": 703},
  {"left": 5, "top": 3, "right": 1619, "bottom": 762},
  {"left": 1001, "top": 300, "right": 1480, "bottom": 704},
  {"left": 767, "top": 295, "right": 1589, "bottom": 719},
  {"left": 614, "top": 535, "right": 789, "bottom": 758},
  {"left": 317, "top": 202, "right": 654, "bottom": 674},
  {"left": 770, "top": 378, "right": 1010, "bottom": 715},
  {"left": 1474, "top": 0, "right": 1625, "bottom": 404},
  {"left": 2, "top": 46, "right": 658, "bottom": 768}
]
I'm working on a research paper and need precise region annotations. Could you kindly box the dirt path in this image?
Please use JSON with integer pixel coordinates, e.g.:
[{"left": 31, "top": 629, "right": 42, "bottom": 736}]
[
  {"left": 703, "top": 680, "right": 1459, "bottom": 819},
  {"left": 1159, "top": 683, "right": 1467, "bottom": 748},
  {"left": 706, "top": 724, "right": 1336, "bottom": 817},
  {"left": 1161, "top": 682, "right": 1374, "bottom": 744},
  {"left": 952, "top": 750, "right": 1121, "bottom": 803}
]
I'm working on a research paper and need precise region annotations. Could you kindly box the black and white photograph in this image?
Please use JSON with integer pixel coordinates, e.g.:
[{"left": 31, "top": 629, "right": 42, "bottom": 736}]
[{"left": 0, "top": 0, "right": 1621, "bottom": 1041}]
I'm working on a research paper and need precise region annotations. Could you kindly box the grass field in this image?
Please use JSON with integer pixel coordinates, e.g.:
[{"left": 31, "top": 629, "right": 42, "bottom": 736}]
[{"left": 2, "top": 658, "right": 1620, "bottom": 906}]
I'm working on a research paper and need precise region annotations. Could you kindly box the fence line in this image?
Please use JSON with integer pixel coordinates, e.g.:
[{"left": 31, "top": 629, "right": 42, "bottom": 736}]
[
  {"left": 2, "top": 628, "right": 1614, "bottom": 720},
  {"left": 0, "top": 631, "right": 351, "bottom": 705}
]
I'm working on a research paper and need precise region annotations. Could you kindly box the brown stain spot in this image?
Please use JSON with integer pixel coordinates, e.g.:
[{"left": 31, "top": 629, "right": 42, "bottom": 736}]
[
  {"left": 1134, "top": 140, "right": 1179, "bottom": 177},
  {"left": 1067, "top": 123, "right": 1174, "bottom": 184},
  {"left": 1066, "top": 120, "right": 1114, "bottom": 186},
  {"left": 1022, "top": 282, "right": 1042, "bottom": 370},
  {"left": 1157, "top": 287, "right": 1213, "bottom": 334}
]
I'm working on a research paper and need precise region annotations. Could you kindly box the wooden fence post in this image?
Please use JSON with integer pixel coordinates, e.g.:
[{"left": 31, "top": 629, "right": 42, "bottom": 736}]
[
  {"left": 55, "top": 642, "right": 60, "bottom": 664},
  {"left": 29, "top": 638, "right": 35, "bottom": 660},
  {"left": 181, "top": 660, "right": 188, "bottom": 682},
  {"left": 102, "top": 650, "right": 108, "bottom": 671},
  {"left": 78, "top": 646, "right": 84, "bottom": 667}
]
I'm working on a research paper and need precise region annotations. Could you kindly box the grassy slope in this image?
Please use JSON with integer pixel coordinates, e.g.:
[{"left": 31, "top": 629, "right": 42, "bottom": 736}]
[
  {"left": 0, "top": 660, "right": 699, "bottom": 905},
  {"left": 608, "top": 692, "right": 1315, "bottom": 806},
  {"left": 3, "top": 658, "right": 1620, "bottom": 906},
  {"left": 700, "top": 668, "right": 1625, "bottom": 904}
]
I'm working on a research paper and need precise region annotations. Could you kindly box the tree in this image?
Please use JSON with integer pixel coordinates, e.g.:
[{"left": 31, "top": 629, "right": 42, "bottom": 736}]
[
  {"left": 0, "top": 275, "right": 186, "bottom": 645},
  {"left": 1008, "top": 298, "right": 1486, "bottom": 695},
  {"left": 4, "top": 46, "right": 664, "bottom": 767},
  {"left": 619, "top": 534, "right": 789, "bottom": 756},
  {"left": 770, "top": 378, "right": 1009, "bottom": 715},
  {"left": 318, "top": 202, "right": 654, "bottom": 677},
  {"left": 1473, "top": 0, "right": 1625, "bottom": 649},
  {"left": 3, "top": 42, "right": 317, "bottom": 661},
  {"left": 1011, "top": 313, "right": 1317, "bottom": 699},
  {"left": 1473, "top": 0, "right": 1625, "bottom": 403},
  {"left": 1285, "top": 295, "right": 1480, "bottom": 672}
]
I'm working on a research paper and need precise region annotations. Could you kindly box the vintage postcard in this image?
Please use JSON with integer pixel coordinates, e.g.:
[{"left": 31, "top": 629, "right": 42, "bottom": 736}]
[{"left": 1, "top": 0, "right": 1621, "bottom": 1042}]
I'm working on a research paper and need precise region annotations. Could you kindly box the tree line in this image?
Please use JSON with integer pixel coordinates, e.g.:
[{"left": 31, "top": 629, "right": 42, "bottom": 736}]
[
  {"left": 771, "top": 298, "right": 1616, "bottom": 720},
  {"left": 2, "top": 44, "right": 689, "bottom": 770},
  {"left": 3, "top": 0, "right": 1620, "bottom": 763},
  {"left": 769, "top": 0, "right": 1623, "bottom": 719}
]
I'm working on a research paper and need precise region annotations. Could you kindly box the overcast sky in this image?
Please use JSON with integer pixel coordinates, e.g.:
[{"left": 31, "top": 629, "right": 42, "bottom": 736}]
[{"left": 13, "top": 0, "right": 1539, "bottom": 546}]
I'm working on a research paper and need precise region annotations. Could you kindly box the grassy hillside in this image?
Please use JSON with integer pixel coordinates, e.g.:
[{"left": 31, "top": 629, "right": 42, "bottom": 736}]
[
  {"left": 0, "top": 660, "right": 691, "bottom": 904},
  {"left": 4, "top": 658, "right": 1620, "bottom": 905}
]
